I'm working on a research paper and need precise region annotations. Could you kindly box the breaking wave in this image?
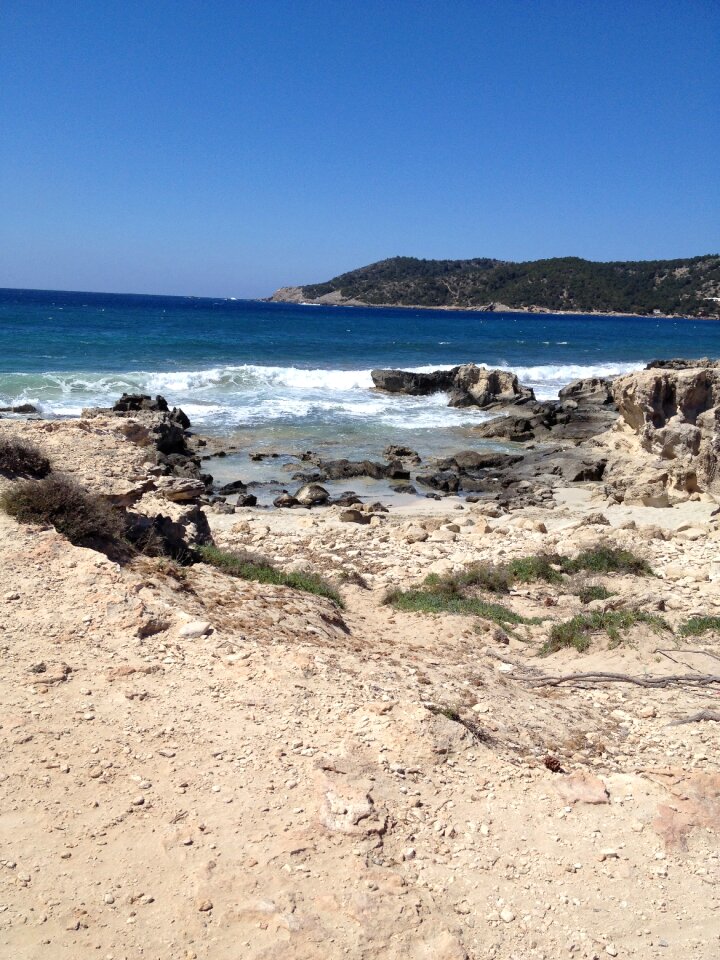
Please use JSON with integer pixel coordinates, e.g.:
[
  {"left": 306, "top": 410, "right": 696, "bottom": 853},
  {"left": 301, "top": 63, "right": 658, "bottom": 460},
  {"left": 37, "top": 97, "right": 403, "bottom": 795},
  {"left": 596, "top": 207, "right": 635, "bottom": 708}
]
[{"left": 0, "top": 360, "right": 645, "bottom": 429}]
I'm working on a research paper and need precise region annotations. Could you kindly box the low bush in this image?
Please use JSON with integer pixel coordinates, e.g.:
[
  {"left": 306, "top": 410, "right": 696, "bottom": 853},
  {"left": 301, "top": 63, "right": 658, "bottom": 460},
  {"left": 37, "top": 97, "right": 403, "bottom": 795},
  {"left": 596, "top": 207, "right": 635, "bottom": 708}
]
[
  {"left": 0, "top": 436, "right": 52, "bottom": 479},
  {"left": 562, "top": 546, "right": 654, "bottom": 577},
  {"left": 574, "top": 583, "right": 614, "bottom": 604},
  {"left": 198, "top": 544, "right": 344, "bottom": 607},
  {"left": 506, "top": 554, "right": 564, "bottom": 584},
  {"left": 540, "top": 610, "right": 669, "bottom": 655},
  {"left": 679, "top": 615, "right": 720, "bottom": 637},
  {"left": 1, "top": 476, "right": 126, "bottom": 549}
]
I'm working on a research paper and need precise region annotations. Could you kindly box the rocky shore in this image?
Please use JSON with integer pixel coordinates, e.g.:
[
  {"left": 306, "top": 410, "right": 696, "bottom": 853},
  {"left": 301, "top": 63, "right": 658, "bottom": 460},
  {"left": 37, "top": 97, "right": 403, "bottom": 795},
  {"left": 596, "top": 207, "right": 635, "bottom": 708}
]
[{"left": 1, "top": 362, "right": 719, "bottom": 959}]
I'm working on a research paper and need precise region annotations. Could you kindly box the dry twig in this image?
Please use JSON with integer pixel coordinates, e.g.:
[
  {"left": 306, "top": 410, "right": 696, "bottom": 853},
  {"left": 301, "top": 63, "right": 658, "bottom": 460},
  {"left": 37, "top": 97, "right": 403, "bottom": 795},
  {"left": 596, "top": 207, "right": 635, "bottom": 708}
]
[{"left": 517, "top": 671, "right": 720, "bottom": 689}]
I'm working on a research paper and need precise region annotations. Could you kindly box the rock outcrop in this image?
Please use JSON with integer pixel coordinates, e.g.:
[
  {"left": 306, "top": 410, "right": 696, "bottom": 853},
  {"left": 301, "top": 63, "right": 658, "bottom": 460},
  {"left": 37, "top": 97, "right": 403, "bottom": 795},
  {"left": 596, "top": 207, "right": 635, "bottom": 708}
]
[
  {"left": 372, "top": 364, "right": 534, "bottom": 409},
  {"left": 474, "top": 376, "right": 618, "bottom": 443},
  {"left": 371, "top": 367, "right": 459, "bottom": 395},
  {"left": 609, "top": 365, "right": 720, "bottom": 501}
]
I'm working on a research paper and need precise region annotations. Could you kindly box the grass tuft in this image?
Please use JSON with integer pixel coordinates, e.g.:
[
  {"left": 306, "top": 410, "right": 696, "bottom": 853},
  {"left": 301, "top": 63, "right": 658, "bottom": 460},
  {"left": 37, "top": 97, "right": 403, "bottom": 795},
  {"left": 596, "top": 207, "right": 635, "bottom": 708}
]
[
  {"left": 0, "top": 436, "right": 52, "bottom": 479},
  {"left": 678, "top": 615, "right": 720, "bottom": 637},
  {"left": 540, "top": 610, "right": 670, "bottom": 656},
  {"left": 198, "top": 544, "right": 344, "bottom": 607},
  {"left": 1, "top": 476, "right": 126, "bottom": 549}
]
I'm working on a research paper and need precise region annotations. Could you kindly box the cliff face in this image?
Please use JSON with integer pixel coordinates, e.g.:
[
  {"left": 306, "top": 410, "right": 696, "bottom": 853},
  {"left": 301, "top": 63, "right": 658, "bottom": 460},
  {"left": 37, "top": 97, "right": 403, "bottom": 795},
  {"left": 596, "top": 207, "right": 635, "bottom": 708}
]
[
  {"left": 269, "top": 254, "right": 720, "bottom": 317},
  {"left": 605, "top": 365, "right": 720, "bottom": 504}
]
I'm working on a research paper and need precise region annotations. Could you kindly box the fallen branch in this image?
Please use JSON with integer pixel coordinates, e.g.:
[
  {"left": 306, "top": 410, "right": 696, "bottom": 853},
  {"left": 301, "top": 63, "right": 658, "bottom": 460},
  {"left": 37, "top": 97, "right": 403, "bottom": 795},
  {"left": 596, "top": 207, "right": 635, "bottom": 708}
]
[
  {"left": 517, "top": 671, "right": 720, "bottom": 689},
  {"left": 666, "top": 710, "right": 720, "bottom": 726}
]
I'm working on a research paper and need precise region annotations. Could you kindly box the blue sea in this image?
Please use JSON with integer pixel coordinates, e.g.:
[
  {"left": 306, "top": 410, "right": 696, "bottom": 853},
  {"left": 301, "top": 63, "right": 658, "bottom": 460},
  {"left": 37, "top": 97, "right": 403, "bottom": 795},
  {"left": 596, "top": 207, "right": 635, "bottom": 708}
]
[{"left": 2, "top": 288, "right": 720, "bottom": 471}]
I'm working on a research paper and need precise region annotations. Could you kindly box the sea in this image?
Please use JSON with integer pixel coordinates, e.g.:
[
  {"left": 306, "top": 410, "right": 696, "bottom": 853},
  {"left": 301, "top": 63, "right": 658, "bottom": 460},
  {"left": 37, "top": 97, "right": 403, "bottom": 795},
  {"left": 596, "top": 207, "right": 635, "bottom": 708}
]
[{"left": 2, "top": 288, "right": 719, "bottom": 497}]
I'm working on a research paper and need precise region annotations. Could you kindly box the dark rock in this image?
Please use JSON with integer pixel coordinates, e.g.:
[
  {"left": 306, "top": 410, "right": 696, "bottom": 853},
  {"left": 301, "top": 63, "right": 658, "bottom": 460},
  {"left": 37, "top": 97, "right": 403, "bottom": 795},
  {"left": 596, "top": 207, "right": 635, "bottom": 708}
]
[
  {"left": 385, "top": 459, "right": 411, "bottom": 480},
  {"left": 319, "top": 459, "right": 388, "bottom": 481},
  {"left": 646, "top": 358, "right": 720, "bottom": 370},
  {"left": 295, "top": 482, "right": 330, "bottom": 506},
  {"left": 383, "top": 445, "right": 421, "bottom": 463},
  {"left": 390, "top": 483, "right": 418, "bottom": 495},
  {"left": 113, "top": 393, "right": 169, "bottom": 413},
  {"left": 416, "top": 471, "right": 461, "bottom": 493},
  {"left": 273, "top": 491, "right": 299, "bottom": 508},
  {"left": 437, "top": 451, "right": 525, "bottom": 472},
  {"left": 333, "top": 492, "right": 363, "bottom": 507},
  {"left": 0, "top": 403, "right": 38, "bottom": 414},
  {"left": 236, "top": 493, "right": 258, "bottom": 507},
  {"left": 371, "top": 367, "right": 458, "bottom": 395},
  {"left": 219, "top": 479, "right": 248, "bottom": 494},
  {"left": 458, "top": 476, "right": 501, "bottom": 493}
]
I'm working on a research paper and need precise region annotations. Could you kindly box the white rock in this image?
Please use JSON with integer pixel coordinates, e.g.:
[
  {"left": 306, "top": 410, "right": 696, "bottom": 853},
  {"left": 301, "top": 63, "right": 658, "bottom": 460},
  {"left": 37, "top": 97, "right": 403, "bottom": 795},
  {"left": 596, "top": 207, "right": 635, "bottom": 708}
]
[{"left": 178, "top": 620, "right": 212, "bottom": 638}]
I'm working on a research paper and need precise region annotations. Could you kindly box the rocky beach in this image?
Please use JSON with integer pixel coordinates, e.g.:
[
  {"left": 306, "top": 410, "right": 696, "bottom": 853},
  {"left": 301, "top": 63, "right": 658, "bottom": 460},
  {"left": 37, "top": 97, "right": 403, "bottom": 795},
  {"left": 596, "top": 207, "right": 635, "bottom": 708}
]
[{"left": 1, "top": 359, "right": 719, "bottom": 959}]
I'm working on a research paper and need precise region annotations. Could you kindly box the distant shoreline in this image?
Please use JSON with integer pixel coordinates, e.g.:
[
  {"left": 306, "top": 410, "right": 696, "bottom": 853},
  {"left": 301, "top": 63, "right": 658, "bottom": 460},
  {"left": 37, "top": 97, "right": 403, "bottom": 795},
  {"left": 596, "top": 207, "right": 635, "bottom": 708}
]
[{"left": 264, "top": 291, "right": 718, "bottom": 322}]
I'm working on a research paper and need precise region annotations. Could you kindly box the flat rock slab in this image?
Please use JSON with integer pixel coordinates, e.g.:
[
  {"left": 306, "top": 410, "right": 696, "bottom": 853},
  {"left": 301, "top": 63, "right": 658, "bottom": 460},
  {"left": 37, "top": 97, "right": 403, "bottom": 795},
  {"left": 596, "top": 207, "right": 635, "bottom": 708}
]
[{"left": 554, "top": 771, "right": 610, "bottom": 804}]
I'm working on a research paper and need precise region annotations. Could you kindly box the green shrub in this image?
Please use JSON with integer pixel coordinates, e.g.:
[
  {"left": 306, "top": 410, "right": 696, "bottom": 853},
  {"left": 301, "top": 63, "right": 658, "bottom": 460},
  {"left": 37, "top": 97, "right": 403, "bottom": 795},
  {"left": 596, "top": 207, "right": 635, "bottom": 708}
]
[
  {"left": 383, "top": 586, "right": 533, "bottom": 627},
  {"left": 198, "top": 545, "right": 343, "bottom": 607},
  {"left": 0, "top": 436, "right": 52, "bottom": 479},
  {"left": 540, "top": 610, "right": 669, "bottom": 655},
  {"left": 679, "top": 615, "right": 720, "bottom": 637},
  {"left": 575, "top": 583, "right": 614, "bottom": 604},
  {"left": 1, "top": 476, "right": 125, "bottom": 548},
  {"left": 562, "top": 546, "right": 653, "bottom": 577},
  {"left": 506, "top": 554, "right": 564, "bottom": 584}
]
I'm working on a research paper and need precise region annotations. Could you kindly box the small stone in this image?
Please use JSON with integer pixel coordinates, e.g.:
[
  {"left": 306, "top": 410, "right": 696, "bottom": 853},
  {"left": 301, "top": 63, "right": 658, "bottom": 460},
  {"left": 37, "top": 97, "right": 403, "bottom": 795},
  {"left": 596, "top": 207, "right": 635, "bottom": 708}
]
[
  {"left": 131, "top": 795, "right": 145, "bottom": 806},
  {"left": 197, "top": 899, "right": 213, "bottom": 912},
  {"left": 179, "top": 621, "right": 212, "bottom": 639},
  {"left": 500, "top": 908, "right": 515, "bottom": 923},
  {"left": 606, "top": 945, "right": 618, "bottom": 957},
  {"left": 104, "top": 894, "right": 115, "bottom": 904}
]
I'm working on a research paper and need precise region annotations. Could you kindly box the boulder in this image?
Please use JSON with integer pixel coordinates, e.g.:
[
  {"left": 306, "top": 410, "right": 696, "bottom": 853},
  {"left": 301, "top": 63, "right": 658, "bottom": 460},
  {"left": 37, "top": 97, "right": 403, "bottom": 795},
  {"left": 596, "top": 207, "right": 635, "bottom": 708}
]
[
  {"left": 416, "top": 471, "right": 460, "bottom": 493},
  {"left": 295, "top": 483, "right": 330, "bottom": 506},
  {"left": 371, "top": 367, "right": 458, "bottom": 395},
  {"left": 447, "top": 365, "right": 535, "bottom": 409},
  {"left": 273, "top": 491, "right": 299, "bottom": 508},
  {"left": 558, "top": 376, "right": 615, "bottom": 407},
  {"left": 218, "top": 479, "right": 248, "bottom": 494},
  {"left": 437, "top": 451, "right": 524, "bottom": 472},
  {"left": 113, "top": 393, "right": 169, "bottom": 413},
  {"left": 383, "top": 445, "right": 421, "bottom": 463},
  {"left": 155, "top": 477, "right": 207, "bottom": 502},
  {"left": 319, "top": 459, "right": 389, "bottom": 481},
  {"left": 0, "top": 403, "right": 38, "bottom": 414}
]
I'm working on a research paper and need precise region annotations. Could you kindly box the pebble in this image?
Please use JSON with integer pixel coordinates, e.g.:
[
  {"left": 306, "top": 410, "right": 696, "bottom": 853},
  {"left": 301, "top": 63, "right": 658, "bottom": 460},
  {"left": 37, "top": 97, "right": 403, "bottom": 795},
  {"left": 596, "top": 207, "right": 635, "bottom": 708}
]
[
  {"left": 500, "top": 908, "right": 515, "bottom": 923},
  {"left": 197, "top": 899, "right": 213, "bottom": 912}
]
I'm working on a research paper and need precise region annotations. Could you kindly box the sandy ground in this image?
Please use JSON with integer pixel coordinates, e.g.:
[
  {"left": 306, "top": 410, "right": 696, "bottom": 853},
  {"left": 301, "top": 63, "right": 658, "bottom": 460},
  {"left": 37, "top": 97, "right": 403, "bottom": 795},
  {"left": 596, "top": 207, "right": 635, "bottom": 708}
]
[{"left": 1, "top": 417, "right": 719, "bottom": 959}]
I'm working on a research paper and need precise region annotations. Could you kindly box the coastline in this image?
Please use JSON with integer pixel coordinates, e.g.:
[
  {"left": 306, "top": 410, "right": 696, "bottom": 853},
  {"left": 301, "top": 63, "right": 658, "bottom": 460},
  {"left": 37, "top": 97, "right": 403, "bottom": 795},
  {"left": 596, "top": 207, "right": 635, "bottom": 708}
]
[
  {"left": 1, "top": 365, "right": 720, "bottom": 957},
  {"left": 265, "top": 287, "right": 719, "bottom": 321}
]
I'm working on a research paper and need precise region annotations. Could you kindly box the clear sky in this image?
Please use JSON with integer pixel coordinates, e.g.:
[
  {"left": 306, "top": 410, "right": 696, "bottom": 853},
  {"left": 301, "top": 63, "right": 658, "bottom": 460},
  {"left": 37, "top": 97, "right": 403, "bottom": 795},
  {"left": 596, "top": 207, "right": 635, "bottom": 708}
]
[{"left": 1, "top": 0, "right": 719, "bottom": 297}]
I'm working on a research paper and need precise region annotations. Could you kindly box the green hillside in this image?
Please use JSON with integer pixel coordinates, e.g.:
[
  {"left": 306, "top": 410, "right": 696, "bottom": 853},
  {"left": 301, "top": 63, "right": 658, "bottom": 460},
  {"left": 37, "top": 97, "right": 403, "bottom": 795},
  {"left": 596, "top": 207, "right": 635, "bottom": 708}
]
[{"left": 295, "top": 255, "right": 720, "bottom": 316}]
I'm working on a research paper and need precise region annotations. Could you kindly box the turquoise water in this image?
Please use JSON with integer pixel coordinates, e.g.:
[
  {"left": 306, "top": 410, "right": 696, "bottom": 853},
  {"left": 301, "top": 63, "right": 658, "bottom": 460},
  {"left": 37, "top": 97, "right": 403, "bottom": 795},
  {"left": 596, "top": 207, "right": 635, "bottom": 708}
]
[{"left": 2, "top": 287, "right": 719, "bottom": 462}]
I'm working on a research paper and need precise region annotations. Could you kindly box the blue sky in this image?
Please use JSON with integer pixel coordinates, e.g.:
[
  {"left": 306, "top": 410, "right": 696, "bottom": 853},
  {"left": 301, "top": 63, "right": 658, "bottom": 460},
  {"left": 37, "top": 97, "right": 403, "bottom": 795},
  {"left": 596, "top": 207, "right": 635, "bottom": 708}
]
[{"left": 1, "top": 0, "right": 718, "bottom": 297}]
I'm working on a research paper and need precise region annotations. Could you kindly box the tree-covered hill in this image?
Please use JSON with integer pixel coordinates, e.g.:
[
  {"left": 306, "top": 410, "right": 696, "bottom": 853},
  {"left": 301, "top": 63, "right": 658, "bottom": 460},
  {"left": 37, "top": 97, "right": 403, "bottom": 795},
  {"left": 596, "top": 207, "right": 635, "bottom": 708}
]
[{"left": 271, "top": 255, "right": 720, "bottom": 317}]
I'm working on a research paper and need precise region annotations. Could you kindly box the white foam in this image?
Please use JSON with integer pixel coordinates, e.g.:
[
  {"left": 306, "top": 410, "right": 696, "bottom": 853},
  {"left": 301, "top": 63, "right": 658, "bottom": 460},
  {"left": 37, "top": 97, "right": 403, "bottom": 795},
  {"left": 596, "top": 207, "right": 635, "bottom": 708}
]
[{"left": 0, "top": 359, "right": 645, "bottom": 429}]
